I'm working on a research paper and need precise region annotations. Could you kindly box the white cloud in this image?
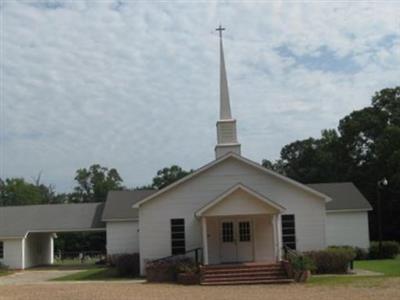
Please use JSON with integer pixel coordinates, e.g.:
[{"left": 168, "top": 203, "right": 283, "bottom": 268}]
[{"left": 1, "top": 1, "right": 399, "bottom": 191}]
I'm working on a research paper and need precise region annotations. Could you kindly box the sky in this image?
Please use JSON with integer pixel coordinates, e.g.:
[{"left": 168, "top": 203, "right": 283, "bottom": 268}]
[{"left": 1, "top": 1, "right": 399, "bottom": 192}]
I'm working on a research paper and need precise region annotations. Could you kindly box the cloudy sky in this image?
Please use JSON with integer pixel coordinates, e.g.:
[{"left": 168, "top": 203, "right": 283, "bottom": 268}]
[{"left": 1, "top": 1, "right": 399, "bottom": 192}]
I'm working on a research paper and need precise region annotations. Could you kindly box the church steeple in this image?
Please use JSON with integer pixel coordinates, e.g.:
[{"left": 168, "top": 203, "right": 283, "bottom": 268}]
[
  {"left": 215, "top": 26, "right": 241, "bottom": 159},
  {"left": 218, "top": 26, "right": 232, "bottom": 120}
]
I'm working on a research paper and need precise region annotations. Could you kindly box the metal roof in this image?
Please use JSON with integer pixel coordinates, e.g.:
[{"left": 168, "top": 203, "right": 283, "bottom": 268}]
[
  {"left": 307, "top": 182, "right": 372, "bottom": 211},
  {"left": 0, "top": 202, "right": 105, "bottom": 238},
  {"left": 101, "top": 190, "right": 156, "bottom": 221}
]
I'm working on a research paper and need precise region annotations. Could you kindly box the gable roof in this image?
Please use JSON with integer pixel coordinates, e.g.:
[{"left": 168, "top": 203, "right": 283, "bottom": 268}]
[
  {"left": 307, "top": 182, "right": 372, "bottom": 212},
  {"left": 133, "top": 153, "right": 331, "bottom": 208},
  {"left": 102, "top": 190, "right": 156, "bottom": 221},
  {"left": 195, "top": 183, "right": 285, "bottom": 217},
  {"left": 0, "top": 202, "right": 105, "bottom": 239}
]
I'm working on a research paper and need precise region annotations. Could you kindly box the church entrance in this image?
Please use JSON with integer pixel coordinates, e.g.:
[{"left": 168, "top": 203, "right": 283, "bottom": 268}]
[{"left": 219, "top": 218, "right": 254, "bottom": 263}]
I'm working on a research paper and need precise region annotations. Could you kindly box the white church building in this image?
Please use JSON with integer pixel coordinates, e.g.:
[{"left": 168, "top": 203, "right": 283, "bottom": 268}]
[{"left": 0, "top": 30, "right": 372, "bottom": 273}]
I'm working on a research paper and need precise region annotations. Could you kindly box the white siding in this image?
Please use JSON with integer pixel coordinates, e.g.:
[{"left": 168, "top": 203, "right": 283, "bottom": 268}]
[
  {"left": 326, "top": 211, "right": 370, "bottom": 249},
  {"left": 205, "top": 217, "right": 219, "bottom": 264},
  {"left": 253, "top": 215, "right": 275, "bottom": 262},
  {"left": 138, "top": 157, "right": 326, "bottom": 274},
  {"left": 0, "top": 239, "right": 24, "bottom": 269},
  {"left": 203, "top": 189, "right": 278, "bottom": 217},
  {"left": 106, "top": 221, "right": 139, "bottom": 254}
]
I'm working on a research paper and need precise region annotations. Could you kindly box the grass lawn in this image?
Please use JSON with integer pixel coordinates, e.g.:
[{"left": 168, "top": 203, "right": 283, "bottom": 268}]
[
  {"left": 308, "top": 256, "right": 400, "bottom": 286},
  {"left": 32, "top": 258, "right": 101, "bottom": 271},
  {"left": 52, "top": 267, "right": 140, "bottom": 281},
  {"left": 355, "top": 257, "right": 400, "bottom": 276},
  {"left": 0, "top": 270, "right": 12, "bottom": 277}
]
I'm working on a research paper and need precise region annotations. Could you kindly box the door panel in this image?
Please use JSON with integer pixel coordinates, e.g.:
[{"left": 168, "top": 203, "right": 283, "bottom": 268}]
[
  {"left": 219, "top": 219, "right": 254, "bottom": 263},
  {"left": 220, "top": 220, "right": 236, "bottom": 263},
  {"left": 237, "top": 220, "right": 253, "bottom": 262}
]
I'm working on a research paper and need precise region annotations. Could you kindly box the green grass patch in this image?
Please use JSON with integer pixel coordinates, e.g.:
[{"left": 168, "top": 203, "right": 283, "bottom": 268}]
[
  {"left": 308, "top": 256, "right": 400, "bottom": 286},
  {"left": 31, "top": 259, "right": 101, "bottom": 271},
  {"left": 354, "top": 256, "right": 400, "bottom": 276},
  {"left": 0, "top": 270, "right": 12, "bottom": 277},
  {"left": 52, "top": 267, "right": 140, "bottom": 281}
]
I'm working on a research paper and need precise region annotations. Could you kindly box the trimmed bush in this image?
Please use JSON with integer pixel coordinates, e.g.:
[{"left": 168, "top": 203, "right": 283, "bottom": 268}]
[
  {"left": 290, "top": 255, "right": 316, "bottom": 272},
  {"left": 369, "top": 241, "right": 400, "bottom": 259},
  {"left": 108, "top": 253, "right": 140, "bottom": 277},
  {"left": 146, "top": 256, "right": 196, "bottom": 283},
  {"left": 354, "top": 247, "right": 369, "bottom": 260},
  {"left": 305, "top": 248, "right": 356, "bottom": 274},
  {"left": 328, "top": 245, "right": 368, "bottom": 260}
]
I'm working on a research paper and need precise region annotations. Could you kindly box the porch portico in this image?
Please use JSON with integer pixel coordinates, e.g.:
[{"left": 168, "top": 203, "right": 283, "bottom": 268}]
[{"left": 196, "top": 184, "right": 285, "bottom": 265}]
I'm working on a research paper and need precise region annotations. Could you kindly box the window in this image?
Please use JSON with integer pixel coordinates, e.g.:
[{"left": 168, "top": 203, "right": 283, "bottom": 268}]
[
  {"left": 239, "top": 221, "right": 251, "bottom": 242},
  {"left": 281, "top": 214, "right": 296, "bottom": 250},
  {"left": 171, "top": 219, "right": 185, "bottom": 255},
  {"left": 222, "top": 222, "right": 234, "bottom": 243},
  {"left": 0, "top": 241, "right": 3, "bottom": 259}
]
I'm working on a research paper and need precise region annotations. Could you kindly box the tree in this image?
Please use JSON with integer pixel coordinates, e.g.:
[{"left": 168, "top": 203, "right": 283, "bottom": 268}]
[
  {"left": 70, "top": 164, "right": 124, "bottom": 203},
  {"left": 262, "top": 87, "right": 400, "bottom": 241},
  {"left": 261, "top": 159, "right": 286, "bottom": 175},
  {"left": 0, "top": 178, "right": 44, "bottom": 206},
  {"left": 0, "top": 177, "right": 59, "bottom": 206},
  {"left": 151, "top": 165, "right": 192, "bottom": 190}
]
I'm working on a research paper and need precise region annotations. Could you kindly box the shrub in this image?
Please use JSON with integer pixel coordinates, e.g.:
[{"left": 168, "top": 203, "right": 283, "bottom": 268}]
[
  {"left": 108, "top": 253, "right": 140, "bottom": 277},
  {"left": 354, "top": 247, "right": 369, "bottom": 260},
  {"left": 175, "top": 262, "right": 198, "bottom": 274},
  {"left": 290, "top": 255, "right": 316, "bottom": 272},
  {"left": 0, "top": 262, "right": 8, "bottom": 270},
  {"left": 305, "top": 248, "right": 356, "bottom": 274},
  {"left": 369, "top": 241, "right": 400, "bottom": 259},
  {"left": 146, "top": 256, "right": 196, "bottom": 282},
  {"left": 328, "top": 245, "right": 368, "bottom": 260}
]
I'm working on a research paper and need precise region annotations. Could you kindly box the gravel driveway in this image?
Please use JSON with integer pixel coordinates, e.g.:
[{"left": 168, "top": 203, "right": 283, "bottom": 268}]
[
  {"left": 0, "top": 270, "right": 81, "bottom": 285},
  {"left": 0, "top": 278, "right": 399, "bottom": 300}
]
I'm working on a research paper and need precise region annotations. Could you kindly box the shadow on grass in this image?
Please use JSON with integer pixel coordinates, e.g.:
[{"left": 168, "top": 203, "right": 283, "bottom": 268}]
[
  {"left": 308, "top": 275, "right": 387, "bottom": 287},
  {"left": 52, "top": 267, "right": 142, "bottom": 281}
]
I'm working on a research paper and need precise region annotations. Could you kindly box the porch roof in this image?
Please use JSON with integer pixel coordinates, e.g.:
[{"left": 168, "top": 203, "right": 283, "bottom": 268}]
[{"left": 195, "top": 183, "right": 286, "bottom": 217}]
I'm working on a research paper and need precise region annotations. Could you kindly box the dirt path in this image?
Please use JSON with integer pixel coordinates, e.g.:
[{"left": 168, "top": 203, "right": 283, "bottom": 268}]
[
  {"left": 0, "top": 270, "right": 81, "bottom": 286},
  {"left": 0, "top": 278, "right": 399, "bottom": 300}
]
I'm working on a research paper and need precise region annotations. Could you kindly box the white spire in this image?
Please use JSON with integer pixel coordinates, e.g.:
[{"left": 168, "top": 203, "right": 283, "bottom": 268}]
[
  {"left": 218, "top": 26, "right": 232, "bottom": 120},
  {"left": 215, "top": 26, "right": 241, "bottom": 159}
]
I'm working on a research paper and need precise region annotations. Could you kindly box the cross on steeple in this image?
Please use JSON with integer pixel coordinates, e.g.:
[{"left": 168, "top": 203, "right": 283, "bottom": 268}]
[{"left": 216, "top": 25, "right": 225, "bottom": 38}]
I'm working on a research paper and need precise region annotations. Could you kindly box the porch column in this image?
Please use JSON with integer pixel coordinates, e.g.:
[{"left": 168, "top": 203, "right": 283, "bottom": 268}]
[
  {"left": 201, "top": 217, "right": 209, "bottom": 265},
  {"left": 272, "top": 215, "right": 278, "bottom": 261},
  {"left": 276, "top": 214, "right": 282, "bottom": 260}
]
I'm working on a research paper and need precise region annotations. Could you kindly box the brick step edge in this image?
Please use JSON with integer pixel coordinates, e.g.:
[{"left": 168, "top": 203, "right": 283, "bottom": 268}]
[
  {"left": 202, "top": 264, "right": 281, "bottom": 270},
  {"left": 203, "top": 271, "right": 286, "bottom": 278},
  {"left": 201, "top": 279, "right": 294, "bottom": 285},
  {"left": 202, "top": 275, "right": 290, "bottom": 282},
  {"left": 202, "top": 267, "right": 282, "bottom": 274}
]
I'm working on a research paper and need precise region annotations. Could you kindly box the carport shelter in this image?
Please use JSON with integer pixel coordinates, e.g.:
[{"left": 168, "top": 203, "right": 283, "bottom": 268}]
[{"left": 0, "top": 203, "right": 105, "bottom": 269}]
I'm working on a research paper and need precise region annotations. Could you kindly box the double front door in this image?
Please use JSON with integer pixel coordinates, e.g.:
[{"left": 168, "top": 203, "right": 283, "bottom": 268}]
[{"left": 220, "top": 219, "right": 254, "bottom": 263}]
